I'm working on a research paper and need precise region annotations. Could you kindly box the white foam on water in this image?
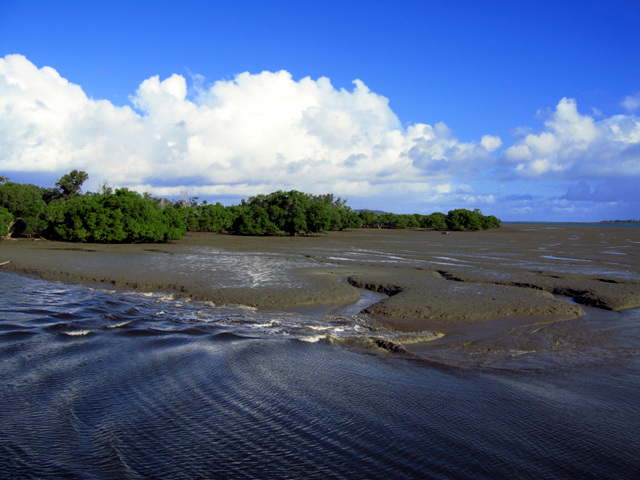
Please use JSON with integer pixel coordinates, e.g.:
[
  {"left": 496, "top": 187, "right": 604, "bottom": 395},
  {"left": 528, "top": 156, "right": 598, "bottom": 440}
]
[
  {"left": 253, "top": 320, "right": 282, "bottom": 328},
  {"left": 63, "top": 330, "right": 93, "bottom": 336},
  {"left": 297, "top": 334, "right": 327, "bottom": 343},
  {"left": 107, "top": 321, "right": 131, "bottom": 329},
  {"left": 236, "top": 305, "right": 258, "bottom": 312}
]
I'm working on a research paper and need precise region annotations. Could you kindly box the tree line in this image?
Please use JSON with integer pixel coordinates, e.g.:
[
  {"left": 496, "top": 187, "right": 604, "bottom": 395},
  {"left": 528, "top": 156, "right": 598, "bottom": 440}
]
[{"left": 0, "top": 171, "right": 501, "bottom": 242}]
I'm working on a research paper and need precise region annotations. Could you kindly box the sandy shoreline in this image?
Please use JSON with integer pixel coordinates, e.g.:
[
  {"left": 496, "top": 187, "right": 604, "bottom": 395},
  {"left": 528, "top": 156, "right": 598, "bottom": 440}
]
[{"left": 1, "top": 224, "right": 639, "bottom": 335}]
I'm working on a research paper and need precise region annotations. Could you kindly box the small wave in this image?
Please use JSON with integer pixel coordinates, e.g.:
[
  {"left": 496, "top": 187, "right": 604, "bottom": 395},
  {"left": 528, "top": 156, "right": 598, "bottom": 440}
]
[
  {"left": 106, "top": 321, "right": 131, "bottom": 329},
  {"left": 235, "top": 304, "right": 258, "bottom": 312},
  {"left": 297, "top": 334, "right": 328, "bottom": 343},
  {"left": 51, "top": 312, "right": 84, "bottom": 321},
  {"left": 174, "top": 326, "right": 212, "bottom": 335},
  {"left": 117, "top": 328, "right": 166, "bottom": 337},
  {"left": 0, "top": 323, "right": 31, "bottom": 332},
  {"left": 0, "top": 330, "right": 39, "bottom": 339},
  {"left": 62, "top": 330, "right": 93, "bottom": 336},
  {"left": 252, "top": 320, "right": 282, "bottom": 328},
  {"left": 211, "top": 331, "right": 260, "bottom": 341}
]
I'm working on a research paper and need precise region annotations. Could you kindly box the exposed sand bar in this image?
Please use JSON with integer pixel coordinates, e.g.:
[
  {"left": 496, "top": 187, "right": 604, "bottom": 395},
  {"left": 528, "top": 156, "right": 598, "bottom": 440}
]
[{"left": 1, "top": 224, "right": 639, "bottom": 333}]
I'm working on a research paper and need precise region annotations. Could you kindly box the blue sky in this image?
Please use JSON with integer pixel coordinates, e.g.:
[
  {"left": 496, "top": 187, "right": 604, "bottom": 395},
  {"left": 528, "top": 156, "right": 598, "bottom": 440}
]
[{"left": 1, "top": 0, "right": 639, "bottom": 221}]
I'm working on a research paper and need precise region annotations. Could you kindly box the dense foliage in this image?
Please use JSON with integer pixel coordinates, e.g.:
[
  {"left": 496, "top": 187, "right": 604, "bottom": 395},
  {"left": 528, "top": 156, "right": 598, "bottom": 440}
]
[
  {"left": 45, "top": 189, "right": 186, "bottom": 242},
  {"left": 357, "top": 209, "right": 500, "bottom": 231},
  {"left": 0, "top": 181, "right": 48, "bottom": 236},
  {"left": 0, "top": 206, "right": 13, "bottom": 237},
  {"left": 0, "top": 171, "right": 501, "bottom": 242},
  {"left": 230, "top": 190, "right": 360, "bottom": 236}
]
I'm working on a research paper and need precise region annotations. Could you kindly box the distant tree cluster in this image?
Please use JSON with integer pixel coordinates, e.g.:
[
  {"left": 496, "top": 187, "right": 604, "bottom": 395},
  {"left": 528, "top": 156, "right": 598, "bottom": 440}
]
[
  {"left": 0, "top": 171, "right": 501, "bottom": 243},
  {"left": 599, "top": 220, "right": 640, "bottom": 225},
  {"left": 357, "top": 209, "right": 500, "bottom": 231}
]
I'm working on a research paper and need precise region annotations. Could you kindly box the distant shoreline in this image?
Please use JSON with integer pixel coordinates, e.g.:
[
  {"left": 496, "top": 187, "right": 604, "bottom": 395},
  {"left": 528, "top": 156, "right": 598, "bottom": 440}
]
[{"left": 504, "top": 221, "right": 640, "bottom": 228}]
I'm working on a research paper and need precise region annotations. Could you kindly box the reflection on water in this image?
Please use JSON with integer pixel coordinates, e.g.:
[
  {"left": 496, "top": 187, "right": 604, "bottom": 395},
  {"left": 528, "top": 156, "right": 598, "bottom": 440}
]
[
  {"left": 164, "top": 247, "right": 321, "bottom": 289},
  {"left": 541, "top": 255, "right": 593, "bottom": 262}
]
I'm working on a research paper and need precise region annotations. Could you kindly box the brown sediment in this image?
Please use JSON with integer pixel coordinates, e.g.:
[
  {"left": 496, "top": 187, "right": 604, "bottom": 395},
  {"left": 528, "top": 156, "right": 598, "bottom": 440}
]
[
  {"left": 0, "top": 224, "right": 638, "bottom": 335},
  {"left": 345, "top": 269, "right": 585, "bottom": 332}
]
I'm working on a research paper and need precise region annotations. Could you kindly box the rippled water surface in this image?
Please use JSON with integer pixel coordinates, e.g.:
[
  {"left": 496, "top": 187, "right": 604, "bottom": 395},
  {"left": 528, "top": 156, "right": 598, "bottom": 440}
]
[{"left": 1, "top": 272, "right": 639, "bottom": 479}]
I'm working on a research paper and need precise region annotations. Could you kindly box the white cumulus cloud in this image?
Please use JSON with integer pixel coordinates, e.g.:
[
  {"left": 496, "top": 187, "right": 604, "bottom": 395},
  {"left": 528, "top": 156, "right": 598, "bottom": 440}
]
[
  {"left": 503, "top": 97, "right": 640, "bottom": 178},
  {"left": 0, "top": 54, "right": 498, "bottom": 200}
]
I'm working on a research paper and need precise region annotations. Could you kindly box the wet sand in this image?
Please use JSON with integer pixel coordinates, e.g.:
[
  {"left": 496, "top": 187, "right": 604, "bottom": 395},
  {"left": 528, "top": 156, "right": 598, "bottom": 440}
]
[{"left": 1, "top": 224, "right": 639, "bottom": 336}]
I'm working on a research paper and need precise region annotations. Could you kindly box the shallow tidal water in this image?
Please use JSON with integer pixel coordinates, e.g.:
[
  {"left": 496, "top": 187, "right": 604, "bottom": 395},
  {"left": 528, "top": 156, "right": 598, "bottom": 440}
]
[{"left": 1, "top": 271, "right": 639, "bottom": 479}]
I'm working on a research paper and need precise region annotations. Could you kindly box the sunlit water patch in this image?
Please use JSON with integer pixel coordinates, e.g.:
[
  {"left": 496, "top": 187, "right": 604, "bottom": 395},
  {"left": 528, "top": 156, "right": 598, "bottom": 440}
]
[{"left": 164, "top": 246, "right": 322, "bottom": 289}]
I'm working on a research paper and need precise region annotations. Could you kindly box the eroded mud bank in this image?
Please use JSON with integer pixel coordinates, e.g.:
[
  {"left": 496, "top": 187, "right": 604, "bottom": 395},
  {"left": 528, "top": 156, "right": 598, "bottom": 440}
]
[{"left": 1, "top": 224, "right": 638, "bottom": 335}]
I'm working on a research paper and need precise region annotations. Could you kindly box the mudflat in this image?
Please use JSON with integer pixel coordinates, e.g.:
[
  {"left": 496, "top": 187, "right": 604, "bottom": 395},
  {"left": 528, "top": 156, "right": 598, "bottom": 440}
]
[{"left": 1, "top": 224, "right": 639, "bottom": 334}]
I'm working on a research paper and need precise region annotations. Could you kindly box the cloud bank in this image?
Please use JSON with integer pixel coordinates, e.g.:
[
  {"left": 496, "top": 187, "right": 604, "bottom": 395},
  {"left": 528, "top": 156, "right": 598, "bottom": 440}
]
[
  {"left": 1, "top": 54, "right": 638, "bottom": 219},
  {"left": 0, "top": 54, "right": 498, "bottom": 198}
]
